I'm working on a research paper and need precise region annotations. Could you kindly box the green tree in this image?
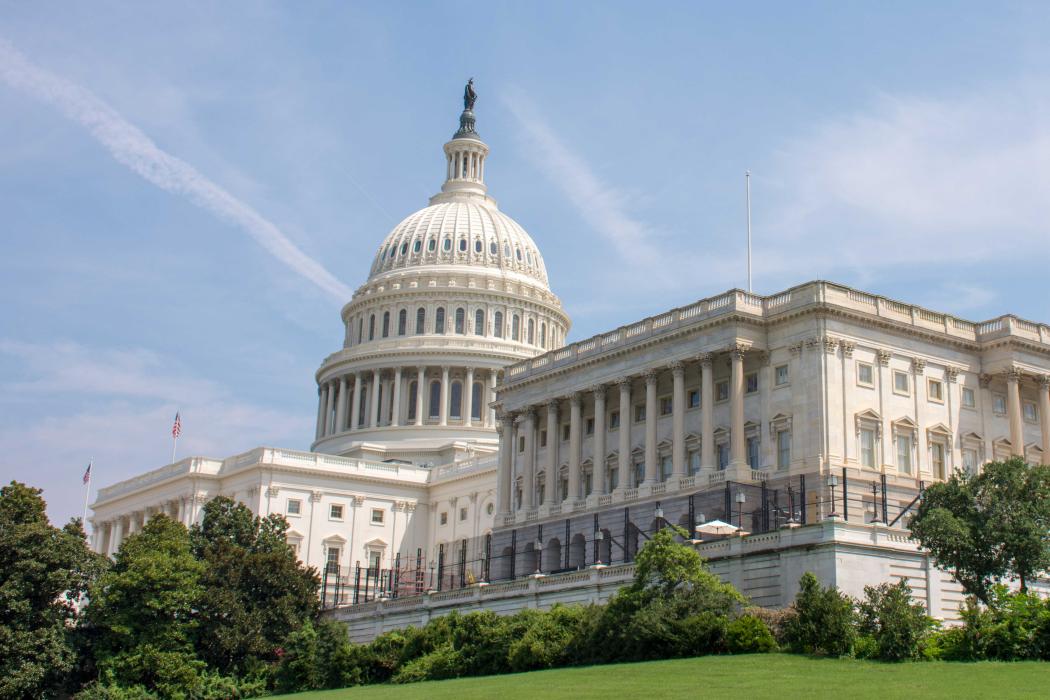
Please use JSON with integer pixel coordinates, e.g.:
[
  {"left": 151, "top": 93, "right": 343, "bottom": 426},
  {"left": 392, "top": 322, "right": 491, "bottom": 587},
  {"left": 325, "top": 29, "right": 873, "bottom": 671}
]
[
  {"left": 782, "top": 572, "right": 856, "bottom": 656},
  {"left": 82, "top": 515, "right": 206, "bottom": 697},
  {"left": 189, "top": 497, "right": 320, "bottom": 676},
  {"left": 0, "top": 481, "right": 108, "bottom": 699},
  {"left": 857, "top": 579, "right": 935, "bottom": 661},
  {"left": 909, "top": 458, "right": 1050, "bottom": 601}
]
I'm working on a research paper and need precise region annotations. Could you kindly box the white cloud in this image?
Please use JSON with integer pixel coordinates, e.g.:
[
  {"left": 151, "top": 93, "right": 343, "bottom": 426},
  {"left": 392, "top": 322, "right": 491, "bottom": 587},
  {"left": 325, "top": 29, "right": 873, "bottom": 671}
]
[{"left": 0, "top": 38, "right": 353, "bottom": 303}]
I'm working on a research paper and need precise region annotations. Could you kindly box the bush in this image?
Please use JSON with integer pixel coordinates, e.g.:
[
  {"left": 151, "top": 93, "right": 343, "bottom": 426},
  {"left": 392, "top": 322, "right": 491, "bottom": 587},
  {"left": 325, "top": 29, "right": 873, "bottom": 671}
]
[
  {"left": 942, "top": 586, "right": 1050, "bottom": 661},
  {"left": 726, "top": 614, "right": 777, "bottom": 654},
  {"left": 743, "top": 606, "right": 791, "bottom": 647},
  {"left": 391, "top": 644, "right": 463, "bottom": 684},
  {"left": 782, "top": 572, "right": 856, "bottom": 657},
  {"left": 857, "top": 579, "right": 935, "bottom": 661},
  {"left": 274, "top": 619, "right": 358, "bottom": 693}
]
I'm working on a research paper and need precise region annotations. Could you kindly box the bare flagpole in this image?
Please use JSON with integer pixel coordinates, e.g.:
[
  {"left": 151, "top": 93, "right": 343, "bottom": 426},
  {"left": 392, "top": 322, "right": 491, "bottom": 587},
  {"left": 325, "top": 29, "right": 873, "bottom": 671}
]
[{"left": 746, "top": 170, "right": 752, "bottom": 293}]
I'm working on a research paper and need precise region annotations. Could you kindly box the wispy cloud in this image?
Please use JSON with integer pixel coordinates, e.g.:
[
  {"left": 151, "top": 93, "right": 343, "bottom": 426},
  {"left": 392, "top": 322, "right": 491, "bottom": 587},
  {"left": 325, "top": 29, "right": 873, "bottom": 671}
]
[{"left": 0, "top": 39, "right": 353, "bottom": 302}]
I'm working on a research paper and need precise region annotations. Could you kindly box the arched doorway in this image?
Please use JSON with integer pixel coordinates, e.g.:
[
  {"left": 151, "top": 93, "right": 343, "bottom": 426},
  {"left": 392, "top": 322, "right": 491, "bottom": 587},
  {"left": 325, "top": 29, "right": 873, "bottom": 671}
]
[
  {"left": 569, "top": 533, "right": 587, "bottom": 569},
  {"left": 543, "top": 537, "right": 561, "bottom": 573}
]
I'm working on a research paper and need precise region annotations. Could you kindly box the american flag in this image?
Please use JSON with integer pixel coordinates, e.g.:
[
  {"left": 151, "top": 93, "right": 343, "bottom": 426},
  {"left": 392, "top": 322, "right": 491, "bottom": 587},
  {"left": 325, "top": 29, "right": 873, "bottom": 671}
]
[
  {"left": 172, "top": 411, "right": 182, "bottom": 439},
  {"left": 82, "top": 462, "right": 92, "bottom": 485}
]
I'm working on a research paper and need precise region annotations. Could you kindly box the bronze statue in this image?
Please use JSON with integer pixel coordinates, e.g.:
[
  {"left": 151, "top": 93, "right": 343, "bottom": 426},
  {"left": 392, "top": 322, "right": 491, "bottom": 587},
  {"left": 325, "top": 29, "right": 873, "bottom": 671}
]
[{"left": 463, "top": 78, "right": 477, "bottom": 111}]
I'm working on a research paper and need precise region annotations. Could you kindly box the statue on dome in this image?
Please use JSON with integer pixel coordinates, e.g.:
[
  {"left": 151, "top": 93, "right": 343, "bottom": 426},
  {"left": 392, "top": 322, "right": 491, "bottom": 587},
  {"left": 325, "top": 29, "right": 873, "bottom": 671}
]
[{"left": 463, "top": 78, "right": 477, "bottom": 111}]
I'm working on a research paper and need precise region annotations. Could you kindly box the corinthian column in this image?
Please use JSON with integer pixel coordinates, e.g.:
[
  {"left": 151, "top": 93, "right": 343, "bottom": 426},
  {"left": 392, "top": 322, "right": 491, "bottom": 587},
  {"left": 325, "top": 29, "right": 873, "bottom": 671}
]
[
  {"left": 729, "top": 343, "right": 749, "bottom": 475},
  {"left": 439, "top": 366, "right": 450, "bottom": 426},
  {"left": 567, "top": 393, "right": 582, "bottom": 502},
  {"left": 671, "top": 361, "right": 686, "bottom": 479},
  {"left": 1040, "top": 376, "right": 1050, "bottom": 465},
  {"left": 644, "top": 370, "right": 658, "bottom": 485},
  {"left": 521, "top": 409, "right": 537, "bottom": 509},
  {"left": 391, "top": 367, "right": 403, "bottom": 427},
  {"left": 464, "top": 367, "right": 474, "bottom": 427},
  {"left": 592, "top": 385, "right": 607, "bottom": 496},
  {"left": 314, "top": 385, "right": 326, "bottom": 440},
  {"left": 617, "top": 377, "right": 631, "bottom": 490},
  {"left": 497, "top": 414, "right": 514, "bottom": 515},
  {"left": 350, "top": 371, "right": 362, "bottom": 431},
  {"left": 415, "top": 367, "right": 426, "bottom": 426},
  {"left": 700, "top": 354, "right": 714, "bottom": 471},
  {"left": 335, "top": 376, "right": 348, "bottom": 434},
  {"left": 324, "top": 380, "right": 336, "bottom": 436},
  {"left": 1006, "top": 368, "right": 1025, "bottom": 457},
  {"left": 545, "top": 400, "right": 559, "bottom": 505},
  {"left": 369, "top": 369, "right": 381, "bottom": 429}
]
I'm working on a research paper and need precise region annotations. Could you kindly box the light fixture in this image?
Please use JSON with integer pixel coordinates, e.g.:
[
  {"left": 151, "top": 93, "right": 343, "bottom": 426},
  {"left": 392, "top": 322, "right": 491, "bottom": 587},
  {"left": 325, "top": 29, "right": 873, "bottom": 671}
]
[
  {"left": 595, "top": 529, "right": 604, "bottom": 541},
  {"left": 654, "top": 504, "right": 664, "bottom": 521},
  {"left": 735, "top": 492, "right": 746, "bottom": 504}
]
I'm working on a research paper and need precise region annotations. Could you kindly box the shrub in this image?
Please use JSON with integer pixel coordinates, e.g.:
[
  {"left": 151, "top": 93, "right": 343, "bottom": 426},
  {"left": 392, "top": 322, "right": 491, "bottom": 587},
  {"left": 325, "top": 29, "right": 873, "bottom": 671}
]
[
  {"left": 391, "top": 644, "right": 463, "bottom": 684},
  {"left": 274, "top": 619, "right": 358, "bottom": 693},
  {"left": 726, "top": 614, "right": 777, "bottom": 654},
  {"left": 857, "top": 579, "right": 935, "bottom": 661},
  {"left": 507, "top": 606, "right": 595, "bottom": 672},
  {"left": 743, "top": 606, "right": 791, "bottom": 646},
  {"left": 782, "top": 572, "right": 856, "bottom": 657}
]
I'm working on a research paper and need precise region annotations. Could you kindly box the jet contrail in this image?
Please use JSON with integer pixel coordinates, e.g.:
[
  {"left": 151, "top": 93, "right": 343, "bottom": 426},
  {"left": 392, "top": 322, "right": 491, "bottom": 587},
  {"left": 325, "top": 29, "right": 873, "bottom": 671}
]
[{"left": 0, "top": 39, "right": 353, "bottom": 302}]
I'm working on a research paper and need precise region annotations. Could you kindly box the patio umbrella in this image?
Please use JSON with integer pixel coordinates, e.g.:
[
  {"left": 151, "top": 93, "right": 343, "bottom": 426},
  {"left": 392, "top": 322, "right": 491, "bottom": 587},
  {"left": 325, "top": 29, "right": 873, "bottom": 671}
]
[{"left": 695, "top": 519, "right": 739, "bottom": 536}]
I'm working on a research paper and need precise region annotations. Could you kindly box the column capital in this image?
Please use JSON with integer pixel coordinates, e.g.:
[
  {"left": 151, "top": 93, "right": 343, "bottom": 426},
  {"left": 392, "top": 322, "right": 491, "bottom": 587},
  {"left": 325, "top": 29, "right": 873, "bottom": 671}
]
[
  {"left": 520, "top": 407, "right": 537, "bottom": 423},
  {"left": 569, "top": 391, "right": 583, "bottom": 406},
  {"left": 979, "top": 373, "right": 993, "bottom": 389},
  {"left": 840, "top": 341, "right": 855, "bottom": 358},
  {"left": 877, "top": 349, "right": 892, "bottom": 366},
  {"left": 545, "top": 398, "right": 560, "bottom": 412},
  {"left": 728, "top": 341, "right": 751, "bottom": 359},
  {"left": 911, "top": 357, "right": 927, "bottom": 375},
  {"left": 946, "top": 366, "right": 961, "bottom": 383},
  {"left": 644, "top": 369, "right": 659, "bottom": 386},
  {"left": 698, "top": 352, "right": 714, "bottom": 367},
  {"left": 788, "top": 342, "right": 803, "bottom": 357},
  {"left": 615, "top": 375, "right": 633, "bottom": 389},
  {"left": 441, "top": 365, "right": 451, "bottom": 373},
  {"left": 669, "top": 360, "right": 685, "bottom": 377},
  {"left": 591, "top": 384, "right": 607, "bottom": 400},
  {"left": 1040, "top": 374, "right": 1050, "bottom": 390},
  {"left": 416, "top": 365, "right": 427, "bottom": 373},
  {"left": 1005, "top": 367, "right": 1023, "bottom": 384}
]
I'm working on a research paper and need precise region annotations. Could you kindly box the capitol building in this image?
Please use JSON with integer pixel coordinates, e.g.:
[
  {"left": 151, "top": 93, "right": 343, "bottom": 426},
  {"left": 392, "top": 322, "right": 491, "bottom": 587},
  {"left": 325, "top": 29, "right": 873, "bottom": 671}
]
[{"left": 90, "top": 84, "right": 1050, "bottom": 641}]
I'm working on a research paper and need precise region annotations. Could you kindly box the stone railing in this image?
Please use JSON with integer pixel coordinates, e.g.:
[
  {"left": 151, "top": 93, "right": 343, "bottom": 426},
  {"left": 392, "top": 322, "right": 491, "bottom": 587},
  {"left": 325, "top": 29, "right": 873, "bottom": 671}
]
[{"left": 428, "top": 454, "right": 498, "bottom": 483}]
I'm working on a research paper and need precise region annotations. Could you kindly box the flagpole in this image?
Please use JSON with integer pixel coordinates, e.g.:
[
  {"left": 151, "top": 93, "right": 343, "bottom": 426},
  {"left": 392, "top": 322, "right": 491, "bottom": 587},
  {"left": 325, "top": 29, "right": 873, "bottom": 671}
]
[
  {"left": 745, "top": 170, "right": 752, "bottom": 293},
  {"left": 82, "top": 459, "right": 92, "bottom": 526},
  {"left": 172, "top": 434, "right": 178, "bottom": 464}
]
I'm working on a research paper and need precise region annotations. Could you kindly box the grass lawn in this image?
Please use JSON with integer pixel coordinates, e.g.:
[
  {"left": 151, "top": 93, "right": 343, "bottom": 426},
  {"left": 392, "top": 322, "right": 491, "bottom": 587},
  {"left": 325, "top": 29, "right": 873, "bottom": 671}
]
[{"left": 273, "top": 653, "right": 1050, "bottom": 699}]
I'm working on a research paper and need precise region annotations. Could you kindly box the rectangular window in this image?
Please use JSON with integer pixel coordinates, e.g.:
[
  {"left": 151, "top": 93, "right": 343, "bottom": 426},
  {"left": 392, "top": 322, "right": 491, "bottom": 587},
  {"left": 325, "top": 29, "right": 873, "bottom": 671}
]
[
  {"left": 371, "top": 508, "right": 384, "bottom": 524},
  {"left": 633, "top": 460, "right": 645, "bottom": 488},
  {"left": 688, "top": 389, "right": 700, "bottom": 408},
  {"left": 609, "top": 410, "right": 620, "bottom": 429},
  {"left": 634, "top": 404, "right": 646, "bottom": 422},
  {"left": 1024, "top": 401, "right": 1038, "bottom": 422},
  {"left": 777, "top": 430, "right": 791, "bottom": 470},
  {"left": 962, "top": 387, "right": 976, "bottom": 409},
  {"left": 326, "top": 547, "right": 341, "bottom": 573},
  {"left": 931, "top": 442, "right": 946, "bottom": 479},
  {"left": 775, "top": 365, "right": 789, "bottom": 386},
  {"left": 860, "top": 428, "right": 876, "bottom": 468},
  {"left": 963, "top": 448, "right": 978, "bottom": 474},
  {"left": 440, "top": 511, "right": 448, "bottom": 525},
  {"left": 747, "top": 436, "right": 760, "bottom": 469},
  {"left": 539, "top": 430, "right": 547, "bottom": 448},
  {"left": 329, "top": 504, "right": 344, "bottom": 520},
  {"left": 689, "top": 450, "right": 701, "bottom": 475},
  {"left": 896, "top": 434, "right": 912, "bottom": 475},
  {"left": 519, "top": 436, "right": 525, "bottom": 452},
  {"left": 286, "top": 499, "right": 302, "bottom": 516},
  {"left": 893, "top": 371, "right": 910, "bottom": 395},
  {"left": 562, "top": 424, "right": 570, "bottom": 441},
  {"left": 660, "top": 396, "right": 673, "bottom": 415},
  {"left": 609, "top": 467, "right": 619, "bottom": 491},
  {"left": 660, "top": 455, "right": 672, "bottom": 480},
  {"left": 928, "top": 379, "right": 944, "bottom": 402},
  {"left": 716, "top": 380, "right": 729, "bottom": 402},
  {"left": 368, "top": 550, "right": 380, "bottom": 573},
  {"left": 746, "top": 373, "right": 759, "bottom": 394},
  {"left": 717, "top": 443, "right": 729, "bottom": 470},
  {"left": 586, "top": 417, "right": 595, "bottom": 435},
  {"left": 459, "top": 507, "right": 467, "bottom": 521},
  {"left": 993, "top": 395, "right": 1006, "bottom": 415}
]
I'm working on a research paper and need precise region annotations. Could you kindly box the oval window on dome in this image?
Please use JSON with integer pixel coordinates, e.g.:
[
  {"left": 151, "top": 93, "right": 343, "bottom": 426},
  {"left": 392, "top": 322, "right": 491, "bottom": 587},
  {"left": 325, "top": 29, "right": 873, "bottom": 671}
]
[
  {"left": 489, "top": 241, "right": 497, "bottom": 256},
  {"left": 443, "top": 238, "right": 452, "bottom": 252},
  {"left": 428, "top": 239, "right": 436, "bottom": 252},
  {"left": 413, "top": 240, "right": 421, "bottom": 253},
  {"left": 459, "top": 238, "right": 467, "bottom": 252},
  {"left": 474, "top": 239, "right": 482, "bottom": 253},
  {"left": 400, "top": 243, "right": 408, "bottom": 256}
]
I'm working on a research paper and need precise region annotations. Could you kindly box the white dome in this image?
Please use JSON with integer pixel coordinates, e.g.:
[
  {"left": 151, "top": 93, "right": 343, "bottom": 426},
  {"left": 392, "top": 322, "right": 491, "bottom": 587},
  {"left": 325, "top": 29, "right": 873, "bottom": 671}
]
[{"left": 368, "top": 198, "right": 550, "bottom": 287}]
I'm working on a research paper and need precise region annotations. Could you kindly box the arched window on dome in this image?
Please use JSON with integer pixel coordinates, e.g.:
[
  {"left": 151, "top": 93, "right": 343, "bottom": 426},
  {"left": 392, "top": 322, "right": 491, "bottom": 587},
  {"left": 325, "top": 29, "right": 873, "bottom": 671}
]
[
  {"left": 490, "top": 241, "right": 497, "bottom": 256},
  {"left": 428, "top": 380, "right": 441, "bottom": 419},
  {"left": 504, "top": 243, "right": 510, "bottom": 257},
  {"left": 368, "top": 314, "right": 376, "bottom": 341},
  {"left": 398, "top": 309, "right": 407, "bottom": 336},
  {"left": 455, "top": 308, "right": 465, "bottom": 334},
  {"left": 443, "top": 238, "right": 452, "bottom": 252},
  {"left": 459, "top": 238, "right": 467, "bottom": 252},
  {"left": 493, "top": 311, "right": 503, "bottom": 338},
  {"left": 415, "top": 307, "right": 426, "bottom": 335},
  {"left": 450, "top": 381, "right": 463, "bottom": 419},
  {"left": 474, "top": 309, "right": 485, "bottom": 336},
  {"left": 413, "top": 240, "right": 421, "bottom": 253},
  {"left": 382, "top": 312, "right": 390, "bottom": 338},
  {"left": 435, "top": 307, "right": 446, "bottom": 334},
  {"left": 474, "top": 239, "right": 482, "bottom": 254},
  {"left": 527, "top": 318, "right": 535, "bottom": 345},
  {"left": 526, "top": 250, "right": 532, "bottom": 264},
  {"left": 400, "top": 242, "right": 408, "bottom": 256},
  {"left": 357, "top": 318, "right": 363, "bottom": 345},
  {"left": 471, "top": 382, "right": 483, "bottom": 420},
  {"left": 407, "top": 381, "right": 418, "bottom": 422},
  {"left": 515, "top": 248, "right": 522, "bottom": 262},
  {"left": 428, "top": 239, "right": 436, "bottom": 252},
  {"left": 358, "top": 385, "right": 368, "bottom": 427},
  {"left": 540, "top": 322, "right": 547, "bottom": 349},
  {"left": 512, "top": 314, "right": 520, "bottom": 341}
]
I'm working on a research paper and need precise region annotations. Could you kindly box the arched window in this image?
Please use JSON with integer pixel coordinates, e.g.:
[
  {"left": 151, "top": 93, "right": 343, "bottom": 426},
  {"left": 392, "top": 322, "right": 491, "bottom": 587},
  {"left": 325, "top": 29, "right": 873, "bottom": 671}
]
[
  {"left": 413, "top": 240, "right": 421, "bottom": 253},
  {"left": 526, "top": 250, "right": 532, "bottom": 264},
  {"left": 428, "top": 380, "right": 441, "bottom": 418},
  {"left": 400, "top": 242, "right": 407, "bottom": 256},
  {"left": 474, "top": 239, "right": 482, "bottom": 253},
  {"left": 357, "top": 318, "right": 363, "bottom": 344},
  {"left": 398, "top": 309, "right": 407, "bottom": 336},
  {"left": 450, "top": 381, "right": 462, "bottom": 419},
  {"left": 459, "top": 238, "right": 467, "bottom": 252},
  {"left": 407, "top": 381, "right": 418, "bottom": 421},
  {"left": 493, "top": 311, "right": 503, "bottom": 338},
  {"left": 415, "top": 307, "right": 426, "bottom": 334},
  {"left": 443, "top": 238, "right": 451, "bottom": 252},
  {"left": 504, "top": 243, "right": 510, "bottom": 257},
  {"left": 511, "top": 314, "right": 520, "bottom": 341},
  {"left": 474, "top": 309, "right": 485, "bottom": 336},
  {"left": 428, "top": 239, "right": 436, "bottom": 252},
  {"left": 455, "top": 307, "right": 465, "bottom": 334},
  {"left": 490, "top": 241, "right": 497, "bottom": 255},
  {"left": 382, "top": 311, "right": 390, "bottom": 338},
  {"left": 471, "top": 382, "right": 483, "bottom": 420},
  {"left": 358, "top": 386, "right": 368, "bottom": 426},
  {"left": 435, "top": 307, "right": 445, "bottom": 334},
  {"left": 515, "top": 248, "right": 522, "bottom": 261},
  {"left": 540, "top": 322, "right": 547, "bottom": 349},
  {"left": 368, "top": 314, "right": 376, "bottom": 341},
  {"left": 527, "top": 318, "right": 535, "bottom": 345}
]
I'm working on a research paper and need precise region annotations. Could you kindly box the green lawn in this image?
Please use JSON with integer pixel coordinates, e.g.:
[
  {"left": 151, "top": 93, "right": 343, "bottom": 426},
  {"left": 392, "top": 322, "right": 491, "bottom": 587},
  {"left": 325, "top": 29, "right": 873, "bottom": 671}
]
[{"left": 273, "top": 654, "right": 1050, "bottom": 699}]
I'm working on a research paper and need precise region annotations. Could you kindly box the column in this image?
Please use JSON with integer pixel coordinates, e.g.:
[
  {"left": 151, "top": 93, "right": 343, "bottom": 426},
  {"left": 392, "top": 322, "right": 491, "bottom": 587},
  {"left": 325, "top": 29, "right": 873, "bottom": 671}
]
[
  {"left": 334, "top": 376, "right": 348, "bottom": 434},
  {"left": 464, "top": 367, "right": 474, "bottom": 427},
  {"left": 369, "top": 369, "right": 381, "bottom": 428},
  {"left": 487, "top": 370, "right": 498, "bottom": 427},
  {"left": 593, "top": 386, "right": 607, "bottom": 495},
  {"left": 700, "top": 354, "right": 714, "bottom": 471},
  {"left": 522, "top": 409, "right": 537, "bottom": 509},
  {"left": 644, "top": 370, "right": 658, "bottom": 484},
  {"left": 1040, "top": 376, "right": 1050, "bottom": 465},
  {"left": 439, "top": 366, "right": 450, "bottom": 426},
  {"left": 415, "top": 367, "right": 426, "bottom": 426},
  {"left": 729, "top": 343, "right": 748, "bottom": 473},
  {"left": 913, "top": 359, "right": 928, "bottom": 475},
  {"left": 109, "top": 518, "right": 124, "bottom": 556},
  {"left": 545, "top": 399, "right": 559, "bottom": 505},
  {"left": 497, "top": 414, "right": 513, "bottom": 515},
  {"left": 618, "top": 378, "right": 631, "bottom": 490},
  {"left": 314, "top": 385, "right": 326, "bottom": 440},
  {"left": 391, "top": 367, "right": 403, "bottom": 427},
  {"left": 350, "top": 371, "right": 363, "bottom": 431},
  {"left": 1007, "top": 368, "right": 1024, "bottom": 457},
  {"left": 323, "top": 380, "right": 336, "bottom": 436},
  {"left": 671, "top": 361, "right": 686, "bottom": 479},
  {"left": 567, "top": 393, "right": 582, "bottom": 502}
]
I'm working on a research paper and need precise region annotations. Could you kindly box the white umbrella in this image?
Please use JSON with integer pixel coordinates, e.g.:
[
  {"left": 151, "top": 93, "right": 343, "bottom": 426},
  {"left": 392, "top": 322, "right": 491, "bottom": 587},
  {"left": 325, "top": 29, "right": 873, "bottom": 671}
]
[{"left": 695, "top": 519, "right": 739, "bottom": 536}]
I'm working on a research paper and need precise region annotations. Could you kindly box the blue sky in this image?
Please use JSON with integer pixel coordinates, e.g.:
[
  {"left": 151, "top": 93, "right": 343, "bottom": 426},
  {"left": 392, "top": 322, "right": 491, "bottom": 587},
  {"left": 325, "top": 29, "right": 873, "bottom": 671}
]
[{"left": 2, "top": 2, "right": 1049, "bottom": 526}]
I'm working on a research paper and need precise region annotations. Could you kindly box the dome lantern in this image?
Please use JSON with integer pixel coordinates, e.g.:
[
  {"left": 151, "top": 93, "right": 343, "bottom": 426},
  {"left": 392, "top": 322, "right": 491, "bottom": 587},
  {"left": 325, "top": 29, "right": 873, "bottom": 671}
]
[{"left": 437, "top": 78, "right": 489, "bottom": 200}]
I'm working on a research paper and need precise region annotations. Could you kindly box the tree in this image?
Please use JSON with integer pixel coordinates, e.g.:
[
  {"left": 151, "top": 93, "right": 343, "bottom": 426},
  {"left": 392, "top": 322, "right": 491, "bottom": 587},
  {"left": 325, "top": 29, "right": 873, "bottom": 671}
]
[
  {"left": 909, "top": 458, "right": 1050, "bottom": 602},
  {"left": 0, "top": 481, "right": 107, "bottom": 699},
  {"left": 82, "top": 515, "right": 206, "bottom": 696},
  {"left": 189, "top": 497, "right": 320, "bottom": 676},
  {"left": 782, "top": 572, "right": 856, "bottom": 656},
  {"left": 857, "top": 579, "right": 935, "bottom": 661}
]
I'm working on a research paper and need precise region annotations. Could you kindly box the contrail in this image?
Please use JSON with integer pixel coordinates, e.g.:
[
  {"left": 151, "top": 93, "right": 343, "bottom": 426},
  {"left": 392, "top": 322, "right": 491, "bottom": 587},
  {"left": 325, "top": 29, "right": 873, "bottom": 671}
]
[{"left": 0, "top": 39, "right": 353, "bottom": 302}]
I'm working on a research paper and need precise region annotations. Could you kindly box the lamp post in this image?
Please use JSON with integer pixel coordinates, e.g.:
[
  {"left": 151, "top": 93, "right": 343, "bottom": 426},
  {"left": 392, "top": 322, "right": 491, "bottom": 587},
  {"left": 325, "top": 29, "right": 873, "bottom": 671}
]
[
  {"left": 535, "top": 539, "right": 543, "bottom": 574},
  {"left": 826, "top": 474, "right": 839, "bottom": 518},
  {"left": 594, "top": 528, "right": 604, "bottom": 565},
  {"left": 428, "top": 560, "right": 436, "bottom": 591},
  {"left": 735, "top": 492, "right": 746, "bottom": 529},
  {"left": 654, "top": 501, "right": 664, "bottom": 532}
]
